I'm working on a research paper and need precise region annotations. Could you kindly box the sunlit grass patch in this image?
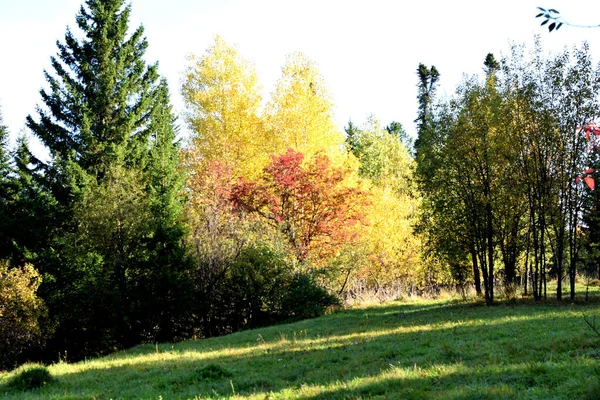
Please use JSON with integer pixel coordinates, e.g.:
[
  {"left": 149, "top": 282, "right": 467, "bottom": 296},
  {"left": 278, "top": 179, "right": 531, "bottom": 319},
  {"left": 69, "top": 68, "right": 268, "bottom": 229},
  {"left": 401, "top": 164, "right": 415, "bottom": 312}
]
[{"left": 2, "top": 292, "right": 600, "bottom": 399}]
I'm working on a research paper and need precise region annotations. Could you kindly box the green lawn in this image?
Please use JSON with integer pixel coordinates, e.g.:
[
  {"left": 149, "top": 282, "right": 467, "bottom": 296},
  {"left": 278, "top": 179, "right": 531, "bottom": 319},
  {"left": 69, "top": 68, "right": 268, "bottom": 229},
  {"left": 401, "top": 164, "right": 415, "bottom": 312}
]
[{"left": 2, "top": 290, "right": 600, "bottom": 399}]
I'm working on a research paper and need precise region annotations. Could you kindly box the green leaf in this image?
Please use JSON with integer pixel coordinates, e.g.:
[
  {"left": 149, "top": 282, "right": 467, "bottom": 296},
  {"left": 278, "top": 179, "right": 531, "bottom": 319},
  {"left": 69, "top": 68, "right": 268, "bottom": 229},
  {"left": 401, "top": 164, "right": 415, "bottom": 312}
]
[
  {"left": 537, "top": 6, "right": 546, "bottom": 11},
  {"left": 556, "top": 22, "right": 563, "bottom": 30},
  {"left": 541, "top": 19, "right": 549, "bottom": 26},
  {"left": 548, "top": 9, "right": 559, "bottom": 13},
  {"left": 535, "top": 13, "right": 544, "bottom": 18},
  {"left": 548, "top": 22, "right": 556, "bottom": 32}
]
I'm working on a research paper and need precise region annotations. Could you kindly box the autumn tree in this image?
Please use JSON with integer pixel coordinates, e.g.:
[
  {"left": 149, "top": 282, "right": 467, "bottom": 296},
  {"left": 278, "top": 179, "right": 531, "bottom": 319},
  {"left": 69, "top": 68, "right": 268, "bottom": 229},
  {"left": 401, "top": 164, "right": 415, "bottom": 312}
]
[
  {"left": 413, "top": 64, "right": 482, "bottom": 294},
  {"left": 342, "top": 116, "right": 422, "bottom": 293},
  {"left": 266, "top": 53, "right": 346, "bottom": 162},
  {"left": 496, "top": 42, "right": 600, "bottom": 301},
  {"left": 416, "top": 55, "right": 522, "bottom": 303},
  {"left": 184, "top": 158, "right": 253, "bottom": 297},
  {"left": 232, "top": 148, "right": 370, "bottom": 265},
  {"left": 0, "top": 261, "right": 47, "bottom": 370},
  {"left": 417, "top": 41, "right": 600, "bottom": 303},
  {"left": 544, "top": 44, "right": 600, "bottom": 300},
  {"left": 182, "top": 36, "right": 267, "bottom": 179}
]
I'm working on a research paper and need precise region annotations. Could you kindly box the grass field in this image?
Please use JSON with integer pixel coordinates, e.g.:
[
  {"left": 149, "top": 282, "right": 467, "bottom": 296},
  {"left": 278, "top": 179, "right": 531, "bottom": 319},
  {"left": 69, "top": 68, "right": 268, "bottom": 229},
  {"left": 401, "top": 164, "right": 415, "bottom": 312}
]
[{"left": 2, "top": 289, "right": 600, "bottom": 399}]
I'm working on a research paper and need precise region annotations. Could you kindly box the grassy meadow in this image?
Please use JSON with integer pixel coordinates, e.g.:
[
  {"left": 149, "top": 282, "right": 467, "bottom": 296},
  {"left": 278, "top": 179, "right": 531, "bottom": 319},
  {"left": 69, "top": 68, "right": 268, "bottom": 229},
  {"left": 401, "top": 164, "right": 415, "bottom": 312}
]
[{"left": 2, "top": 287, "right": 600, "bottom": 399}]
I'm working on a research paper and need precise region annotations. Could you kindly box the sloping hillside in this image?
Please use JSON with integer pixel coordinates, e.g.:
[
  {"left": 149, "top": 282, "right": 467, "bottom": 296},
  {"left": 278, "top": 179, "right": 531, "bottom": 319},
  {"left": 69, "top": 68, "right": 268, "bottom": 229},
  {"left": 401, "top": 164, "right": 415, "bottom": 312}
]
[{"left": 2, "top": 296, "right": 600, "bottom": 399}]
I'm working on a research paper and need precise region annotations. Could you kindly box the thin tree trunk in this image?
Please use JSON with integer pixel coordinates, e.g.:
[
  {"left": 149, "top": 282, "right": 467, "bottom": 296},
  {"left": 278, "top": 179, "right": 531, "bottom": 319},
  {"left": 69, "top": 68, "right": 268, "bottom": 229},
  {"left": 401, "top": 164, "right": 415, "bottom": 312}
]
[{"left": 470, "top": 245, "right": 482, "bottom": 296}]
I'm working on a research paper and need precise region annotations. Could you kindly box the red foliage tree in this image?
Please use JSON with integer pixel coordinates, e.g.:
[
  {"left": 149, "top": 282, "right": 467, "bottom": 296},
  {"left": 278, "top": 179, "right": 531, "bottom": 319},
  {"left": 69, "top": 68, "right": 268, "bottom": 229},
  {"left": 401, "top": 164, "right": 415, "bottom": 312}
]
[{"left": 232, "top": 148, "right": 370, "bottom": 264}]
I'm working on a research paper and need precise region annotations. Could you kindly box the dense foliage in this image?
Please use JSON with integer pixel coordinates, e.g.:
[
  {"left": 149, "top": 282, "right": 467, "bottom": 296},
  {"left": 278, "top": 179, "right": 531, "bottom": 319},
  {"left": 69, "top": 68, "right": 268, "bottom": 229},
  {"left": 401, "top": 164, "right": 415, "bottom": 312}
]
[
  {"left": 0, "top": 262, "right": 46, "bottom": 370},
  {"left": 416, "top": 42, "right": 600, "bottom": 304}
]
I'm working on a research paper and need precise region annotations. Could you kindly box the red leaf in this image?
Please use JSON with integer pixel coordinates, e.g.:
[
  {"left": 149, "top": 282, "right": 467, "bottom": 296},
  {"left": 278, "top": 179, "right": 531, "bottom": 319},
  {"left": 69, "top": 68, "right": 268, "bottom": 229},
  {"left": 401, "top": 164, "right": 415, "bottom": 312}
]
[{"left": 585, "top": 176, "right": 595, "bottom": 191}]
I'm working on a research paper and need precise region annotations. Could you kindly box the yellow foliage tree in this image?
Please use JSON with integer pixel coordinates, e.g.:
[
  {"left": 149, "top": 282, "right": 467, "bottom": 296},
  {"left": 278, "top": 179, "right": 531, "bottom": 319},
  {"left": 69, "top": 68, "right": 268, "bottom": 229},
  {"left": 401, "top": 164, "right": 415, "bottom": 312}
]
[
  {"left": 0, "top": 261, "right": 46, "bottom": 369},
  {"left": 362, "top": 186, "right": 422, "bottom": 287},
  {"left": 182, "top": 35, "right": 268, "bottom": 179},
  {"left": 266, "top": 52, "right": 346, "bottom": 163},
  {"left": 343, "top": 117, "right": 424, "bottom": 293}
]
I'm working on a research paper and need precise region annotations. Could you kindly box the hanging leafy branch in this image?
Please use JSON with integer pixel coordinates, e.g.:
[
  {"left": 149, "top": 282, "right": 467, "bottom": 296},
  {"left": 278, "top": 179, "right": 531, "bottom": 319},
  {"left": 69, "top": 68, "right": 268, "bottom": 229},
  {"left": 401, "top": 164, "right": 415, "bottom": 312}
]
[
  {"left": 536, "top": 7, "right": 563, "bottom": 32},
  {"left": 536, "top": 6, "right": 600, "bottom": 32}
]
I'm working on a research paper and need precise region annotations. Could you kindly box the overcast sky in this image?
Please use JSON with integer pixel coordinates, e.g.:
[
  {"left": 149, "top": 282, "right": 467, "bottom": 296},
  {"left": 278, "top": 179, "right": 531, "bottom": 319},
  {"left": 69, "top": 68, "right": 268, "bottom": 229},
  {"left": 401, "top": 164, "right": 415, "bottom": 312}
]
[{"left": 2, "top": 0, "right": 600, "bottom": 156}]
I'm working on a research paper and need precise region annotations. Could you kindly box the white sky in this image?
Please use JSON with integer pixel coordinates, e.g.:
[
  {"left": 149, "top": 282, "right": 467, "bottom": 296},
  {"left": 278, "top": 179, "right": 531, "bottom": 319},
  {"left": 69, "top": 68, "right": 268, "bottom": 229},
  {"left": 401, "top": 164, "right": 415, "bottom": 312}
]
[{"left": 1, "top": 0, "right": 600, "bottom": 157}]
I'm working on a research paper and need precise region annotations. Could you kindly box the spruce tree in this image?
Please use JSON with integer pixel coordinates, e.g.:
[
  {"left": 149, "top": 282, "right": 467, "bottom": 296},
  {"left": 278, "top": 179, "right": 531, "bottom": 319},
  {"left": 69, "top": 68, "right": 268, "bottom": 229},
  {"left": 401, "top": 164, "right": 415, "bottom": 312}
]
[
  {"left": 132, "top": 79, "right": 193, "bottom": 343},
  {"left": 9, "top": 138, "right": 58, "bottom": 267},
  {"left": 26, "top": 0, "right": 189, "bottom": 356},
  {"left": 0, "top": 107, "right": 12, "bottom": 261},
  {"left": 27, "top": 0, "right": 158, "bottom": 178}
]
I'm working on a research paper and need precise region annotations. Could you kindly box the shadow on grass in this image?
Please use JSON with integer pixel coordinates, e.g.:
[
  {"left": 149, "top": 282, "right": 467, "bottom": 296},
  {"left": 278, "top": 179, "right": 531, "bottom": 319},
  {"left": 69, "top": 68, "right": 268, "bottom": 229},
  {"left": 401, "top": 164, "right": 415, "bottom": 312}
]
[
  {"left": 3, "top": 297, "right": 600, "bottom": 399},
  {"left": 302, "top": 361, "right": 597, "bottom": 400}
]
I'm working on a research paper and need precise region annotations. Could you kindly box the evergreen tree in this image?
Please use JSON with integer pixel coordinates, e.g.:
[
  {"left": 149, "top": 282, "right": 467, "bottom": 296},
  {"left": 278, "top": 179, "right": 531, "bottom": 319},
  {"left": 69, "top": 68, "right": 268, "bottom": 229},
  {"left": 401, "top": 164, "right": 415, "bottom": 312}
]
[
  {"left": 0, "top": 107, "right": 12, "bottom": 261},
  {"left": 415, "top": 64, "right": 440, "bottom": 136},
  {"left": 414, "top": 64, "right": 441, "bottom": 185},
  {"left": 27, "top": 0, "right": 159, "bottom": 178},
  {"left": 133, "top": 80, "right": 193, "bottom": 343},
  {"left": 344, "top": 120, "right": 360, "bottom": 155},
  {"left": 0, "top": 111, "right": 52, "bottom": 268},
  {"left": 385, "top": 121, "right": 412, "bottom": 151},
  {"left": 9, "top": 138, "right": 58, "bottom": 267},
  {"left": 26, "top": 0, "right": 189, "bottom": 356}
]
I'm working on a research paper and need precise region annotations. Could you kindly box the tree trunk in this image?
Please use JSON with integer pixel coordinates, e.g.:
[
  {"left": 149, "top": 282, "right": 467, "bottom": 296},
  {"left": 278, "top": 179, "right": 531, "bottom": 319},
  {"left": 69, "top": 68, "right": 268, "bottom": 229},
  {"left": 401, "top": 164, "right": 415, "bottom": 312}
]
[
  {"left": 470, "top": 245, "right": 482, "bottom": 296},
  {"left": 486, "top": 200, "right": 494, "bottom": 304}
]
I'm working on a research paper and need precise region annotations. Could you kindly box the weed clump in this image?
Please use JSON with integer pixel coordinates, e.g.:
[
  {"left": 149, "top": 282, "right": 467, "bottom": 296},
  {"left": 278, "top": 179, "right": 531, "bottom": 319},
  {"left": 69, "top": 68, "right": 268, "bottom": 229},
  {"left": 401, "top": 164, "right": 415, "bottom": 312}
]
[
  {"left": 584, "top": 380, "right": 600, "bottom": 400},
  {"left": 4, "top": 364, "right": 56, "bottom": 392},
  {"left": 196, "top": 364, "right": 233, "bottom": 381}
]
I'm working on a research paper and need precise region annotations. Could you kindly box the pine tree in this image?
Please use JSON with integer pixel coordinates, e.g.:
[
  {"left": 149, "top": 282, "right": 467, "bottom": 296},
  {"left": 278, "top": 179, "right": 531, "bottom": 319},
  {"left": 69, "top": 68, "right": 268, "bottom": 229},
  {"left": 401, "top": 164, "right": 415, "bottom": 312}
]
[
  {"left": 9, "top": 138, "right": 59, "bottom": 267},
  {"left": 26, "top": 0, "right": 189, "bottom": 356}
]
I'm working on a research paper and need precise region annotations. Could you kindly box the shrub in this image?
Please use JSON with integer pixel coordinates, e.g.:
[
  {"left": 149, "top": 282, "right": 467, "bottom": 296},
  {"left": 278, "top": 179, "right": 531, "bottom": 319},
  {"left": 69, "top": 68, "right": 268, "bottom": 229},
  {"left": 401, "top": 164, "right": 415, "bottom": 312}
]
[
  {"left": 4, "top": 364, "right": 55, "bottom": 391},
  {"left": 196, "top": 364, "right": 232, "bottom": 381},
  {"left": 0, "top": 261, "right": 47, "bottom": 370},
  {"left": 199, "top": 245, "right": 290, "bottom": 335},
  {"left": 280, "top": 273, "right": 341, "bottom": 320},
  {"left": 197, "top": 245, "right": 342, "bottom": 335}
]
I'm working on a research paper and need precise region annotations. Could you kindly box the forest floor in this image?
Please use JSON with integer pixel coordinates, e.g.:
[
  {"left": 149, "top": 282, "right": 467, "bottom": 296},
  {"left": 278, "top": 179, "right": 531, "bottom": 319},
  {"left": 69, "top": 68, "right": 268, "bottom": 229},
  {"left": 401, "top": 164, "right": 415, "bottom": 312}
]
[{"left": 2, "top": 285, "right": 600, "bottom": 399}]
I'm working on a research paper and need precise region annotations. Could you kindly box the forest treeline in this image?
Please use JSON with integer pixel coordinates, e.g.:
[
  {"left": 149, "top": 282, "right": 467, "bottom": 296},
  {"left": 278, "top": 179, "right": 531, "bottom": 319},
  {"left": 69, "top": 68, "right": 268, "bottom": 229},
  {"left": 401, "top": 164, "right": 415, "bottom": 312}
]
[
  {"left": 1, "top": 0, "right": 600, "bottom": 369},
  {"left": 416, "top": 47, "right": 600, "bottom": 304}
]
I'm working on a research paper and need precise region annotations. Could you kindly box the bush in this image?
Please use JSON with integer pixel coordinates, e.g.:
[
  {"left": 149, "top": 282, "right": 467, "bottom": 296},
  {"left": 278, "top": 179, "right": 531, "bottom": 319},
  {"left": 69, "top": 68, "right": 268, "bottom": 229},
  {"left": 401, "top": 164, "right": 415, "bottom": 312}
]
[
  {"left": 197, "top": 245, "right": 341, "bottom": 336},
  {"left": 280, "top": 273, "right": 341, "bottom": 320},
  {"left": 200, "top": 245, "right": 290, "bottom": 335},
  {"left": 4, "top": 364, "right": 55, "bottom": 391},
  {"left": 0, "top": 262, "right": 47, "bottom": 370}
]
